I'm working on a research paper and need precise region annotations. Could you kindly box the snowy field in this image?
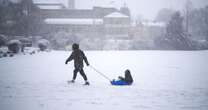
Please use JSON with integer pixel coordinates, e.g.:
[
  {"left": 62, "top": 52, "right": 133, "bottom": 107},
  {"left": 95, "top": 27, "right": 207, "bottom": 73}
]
[{"left": 0, "top": 50, "right": 208, "bottom": 110}]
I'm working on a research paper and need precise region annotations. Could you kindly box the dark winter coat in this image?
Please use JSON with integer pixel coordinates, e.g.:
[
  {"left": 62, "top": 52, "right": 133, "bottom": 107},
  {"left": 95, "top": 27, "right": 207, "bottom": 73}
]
[
  {"left": 119, "top": 71, "right": 133, "bottom": 84},
  {"left": 65, "top": 49, "right": 89, "bottom": 69}
]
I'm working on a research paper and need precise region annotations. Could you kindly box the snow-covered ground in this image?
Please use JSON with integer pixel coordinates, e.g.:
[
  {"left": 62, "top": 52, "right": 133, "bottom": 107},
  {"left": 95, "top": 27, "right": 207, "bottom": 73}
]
[{"left": 0, "top": 50, "right": 208, "bottom": 110}]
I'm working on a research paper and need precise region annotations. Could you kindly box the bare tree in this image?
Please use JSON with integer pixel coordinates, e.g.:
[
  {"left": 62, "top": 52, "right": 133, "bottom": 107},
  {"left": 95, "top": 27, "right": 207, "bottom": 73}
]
[{"left": 184, "top": 0, "right": 193, "bottom": 34}]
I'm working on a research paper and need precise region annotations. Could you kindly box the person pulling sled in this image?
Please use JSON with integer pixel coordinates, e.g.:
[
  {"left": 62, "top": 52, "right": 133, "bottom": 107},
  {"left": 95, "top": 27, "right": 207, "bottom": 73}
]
[{"left": 65, "top": 43, "right": 90, "bottom": 85}]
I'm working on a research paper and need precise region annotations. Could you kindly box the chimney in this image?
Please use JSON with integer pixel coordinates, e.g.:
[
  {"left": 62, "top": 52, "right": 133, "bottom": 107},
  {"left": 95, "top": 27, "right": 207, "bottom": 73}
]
[{"left": 68, "top": 0, "right": 75, "bottom": 9}]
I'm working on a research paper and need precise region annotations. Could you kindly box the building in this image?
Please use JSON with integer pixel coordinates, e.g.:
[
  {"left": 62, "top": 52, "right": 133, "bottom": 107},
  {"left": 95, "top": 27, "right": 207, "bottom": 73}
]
[
  {"left": 104, "top": 12, "right": 131, "bottom": 39},
  {"left": 32, "top": 0, "right": 131, "bottom": 41}
]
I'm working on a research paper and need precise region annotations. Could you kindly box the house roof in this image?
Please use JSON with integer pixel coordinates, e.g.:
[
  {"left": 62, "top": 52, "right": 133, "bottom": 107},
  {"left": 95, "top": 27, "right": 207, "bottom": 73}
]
[
  {"left": 33, "top": 0, "right": 66, "bottom": 9},
  {"left": 33, "top": 0, "right": 61, "bottom": 4},
  {"left": 104, "top": 12, "right": 129, "bottom": 18},
  {"left": 36, "top": 4, "right": 65, "bottom": 9},
  {"left": 40, "top": 7, "right": 118, "bottom": 19},
  {"left": 40, "top": 9, "right": 95, "bottom": 18},
  {"left": 44, "top": 18, "right": 103, "bottom": 25}
]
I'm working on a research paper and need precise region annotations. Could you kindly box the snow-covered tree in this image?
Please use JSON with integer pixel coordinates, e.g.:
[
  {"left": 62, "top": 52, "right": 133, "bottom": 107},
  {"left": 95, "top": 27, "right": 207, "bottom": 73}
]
[
  {"left": 165, "top": 11, "right": 192, "bottom": 50},
  {"left": 187, "top": 5, "right": 208, "bottom": 49},
  {"left": 167, "top": 12, "right": 184, "bottom": 36},
  {"left": 80, "top": 38, "right": 105, "bottom": 50},
  {"left": 38, "top": 39, "right": 50, "bottom": 51},
  {"left": 203, "top": 6, "right": 208, "bottom": 41},
  {"left": 7, "top": 39, "right": 22, "bottom": 53},
  {"left": 120, "top": 3, "right": 131, "bottom": 17},
  {"left": 155, "top": 8, "right": 174, "bottom": 23},
  {"left": 51, "top": 31, "right": 79, "bottom": 50},
  {"left": 0, "top": 34, "right": 7, "bottom": 47},
  {"left": 0, "top": 0, "right": 38, "bottom": 37},
  {"left": 184, "top": 0, "right": 194, "bottom": 34},
  {"left": 155, "top": 11, "right": 193, "bottom": 50}
]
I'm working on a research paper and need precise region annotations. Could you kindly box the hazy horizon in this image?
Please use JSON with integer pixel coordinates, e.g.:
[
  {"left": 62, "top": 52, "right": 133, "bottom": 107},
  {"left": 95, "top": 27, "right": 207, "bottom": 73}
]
[
  {"left": 21, "top": 0, "right": 208, "bottom": 20},
  {"left": 69, "top": 0, "right": 208, "bottom": 20}
]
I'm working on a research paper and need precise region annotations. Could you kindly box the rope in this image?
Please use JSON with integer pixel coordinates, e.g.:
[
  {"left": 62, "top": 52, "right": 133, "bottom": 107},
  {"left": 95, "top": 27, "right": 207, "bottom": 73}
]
[{"left": 89, "top": 65, "right": 111, "bottom": 81}]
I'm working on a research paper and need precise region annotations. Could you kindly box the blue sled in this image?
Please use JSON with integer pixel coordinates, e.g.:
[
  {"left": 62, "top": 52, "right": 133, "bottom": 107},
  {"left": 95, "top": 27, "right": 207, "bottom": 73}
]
[{"left": 110, "top": 80, "right": 132, "bottom": 86}]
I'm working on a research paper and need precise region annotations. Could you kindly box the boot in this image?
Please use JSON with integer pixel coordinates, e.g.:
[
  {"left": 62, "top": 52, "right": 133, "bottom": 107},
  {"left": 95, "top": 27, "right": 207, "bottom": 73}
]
[
  {"left": 84, "top": 81, "right": 90, "bottom": 85},
  {"left": 68, "top": 80, "right": 75, "bottom": 84}
]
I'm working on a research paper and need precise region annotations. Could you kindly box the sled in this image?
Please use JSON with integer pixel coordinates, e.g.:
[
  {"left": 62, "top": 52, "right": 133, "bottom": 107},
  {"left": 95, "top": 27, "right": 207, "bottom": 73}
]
[{"left": 110, "top": 80, "right": 132, "bottom": 86}]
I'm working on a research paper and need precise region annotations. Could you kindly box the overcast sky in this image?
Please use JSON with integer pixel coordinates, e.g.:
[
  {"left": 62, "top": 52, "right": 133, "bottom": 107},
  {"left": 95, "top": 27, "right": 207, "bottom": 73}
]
[{"left": 38, "top": 0, "right": 208, "bottom": 20}]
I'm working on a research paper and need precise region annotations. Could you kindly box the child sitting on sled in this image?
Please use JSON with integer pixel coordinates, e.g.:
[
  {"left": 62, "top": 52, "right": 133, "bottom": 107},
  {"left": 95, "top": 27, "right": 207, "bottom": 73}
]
[{"left": 111, "top": 69, "right": 133, "bottom": 85}]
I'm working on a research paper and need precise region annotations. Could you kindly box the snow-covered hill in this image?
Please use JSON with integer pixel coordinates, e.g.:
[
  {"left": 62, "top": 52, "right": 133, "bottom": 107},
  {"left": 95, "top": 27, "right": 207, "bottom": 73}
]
[{"left": 0, "top": 50, "right": 208, "bottom": 110}]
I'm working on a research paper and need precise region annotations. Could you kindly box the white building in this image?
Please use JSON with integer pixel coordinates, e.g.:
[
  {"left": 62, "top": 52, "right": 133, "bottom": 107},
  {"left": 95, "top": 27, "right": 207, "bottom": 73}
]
[{"left": 104, "top": 12, "right": 131, "bottom": 39}]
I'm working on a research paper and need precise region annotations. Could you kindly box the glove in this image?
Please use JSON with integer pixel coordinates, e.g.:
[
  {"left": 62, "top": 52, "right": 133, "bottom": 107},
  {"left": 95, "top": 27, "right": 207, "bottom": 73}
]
[
  {"left": 86, "top": 63, "right": 90, "bottom": 66},
  {"left": 118, "top": 76, "right": 123, "bottom": 80},
  {"left": 65, "top": 61, "right": 68, "bottom": 64}
]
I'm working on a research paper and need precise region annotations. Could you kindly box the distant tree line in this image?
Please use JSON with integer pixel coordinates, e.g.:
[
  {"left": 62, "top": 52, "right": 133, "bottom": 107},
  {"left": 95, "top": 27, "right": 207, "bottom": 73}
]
[
  {"left": 155, "top": 5, "right": 208, "bottom": 50},
  {"left": 0, "top": 0, "right": 39, "bottom": 39}
]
